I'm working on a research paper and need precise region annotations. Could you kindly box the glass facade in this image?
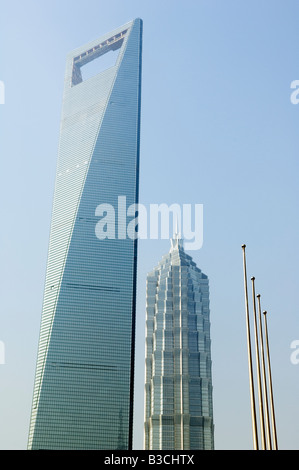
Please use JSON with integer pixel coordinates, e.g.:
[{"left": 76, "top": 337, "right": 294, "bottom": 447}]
[
  {"left": 144, "top": 236, "right": 214, "bottom": 450},
  {"left": 28, "top": 19, "right": 142, "bottom": 450}
]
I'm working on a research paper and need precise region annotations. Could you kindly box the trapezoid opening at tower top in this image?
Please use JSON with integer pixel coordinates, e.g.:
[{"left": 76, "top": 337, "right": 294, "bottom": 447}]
[{"left": 71, "top": 28, "right": 128, "bottom": 86}]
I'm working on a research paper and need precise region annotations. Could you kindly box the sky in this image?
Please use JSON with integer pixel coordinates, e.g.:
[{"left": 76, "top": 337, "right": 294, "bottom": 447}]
[{"left": 0, "top": 0, "right": 298, "bottom": 450}]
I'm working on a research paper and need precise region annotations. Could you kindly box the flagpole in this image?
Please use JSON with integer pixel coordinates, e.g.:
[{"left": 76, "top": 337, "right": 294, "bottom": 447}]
[
  {"left": 263, "top": 310, "right": 278, "bottom": 450},
  {"left": 242, "top": 245, "right": 259, "bottom": 450},
  {"left": 256, "top": 293, "right": 272, "bottom": 449},
  {"left": 251, "top": 277, "right": 266, "bottom": 449}
]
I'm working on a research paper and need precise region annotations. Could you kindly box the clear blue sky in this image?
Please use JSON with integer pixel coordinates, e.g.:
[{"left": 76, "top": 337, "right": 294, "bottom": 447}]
[{"left": 0, "top": 0, "right": 298, "bottom": 450}]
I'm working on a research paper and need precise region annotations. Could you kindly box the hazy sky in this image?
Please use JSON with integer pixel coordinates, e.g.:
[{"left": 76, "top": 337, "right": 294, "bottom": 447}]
[{"left": 0, "top": 0, "right": 298, "bottom": 450}]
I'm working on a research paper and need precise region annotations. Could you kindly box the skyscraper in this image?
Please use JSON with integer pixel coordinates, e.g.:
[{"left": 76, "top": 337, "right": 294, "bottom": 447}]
[
  {"left": 28, "top": 18, "right": 142, "bottom": 450},
  {"left": 144, "top": 235, "right": 214, "bottom": 450}
]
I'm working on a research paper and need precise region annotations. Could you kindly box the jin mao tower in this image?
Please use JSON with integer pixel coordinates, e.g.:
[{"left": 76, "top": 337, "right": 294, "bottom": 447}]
[{"left": 144, "top": 235, "right": 214, "bottom": 450}]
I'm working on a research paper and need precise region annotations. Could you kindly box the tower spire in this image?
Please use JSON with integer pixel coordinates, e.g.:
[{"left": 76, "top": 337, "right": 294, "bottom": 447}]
[{"left": 170, "top": 214, "right": 184, "bottom": 251}]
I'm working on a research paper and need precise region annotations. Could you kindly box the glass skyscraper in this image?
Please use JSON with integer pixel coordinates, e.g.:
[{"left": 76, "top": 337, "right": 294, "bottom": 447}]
[
  {"left": 144, "top": 235, "right": 214, "bottom": 450},
  {"left": 28, "top": 19, "right": 142, "bottom": 450}
]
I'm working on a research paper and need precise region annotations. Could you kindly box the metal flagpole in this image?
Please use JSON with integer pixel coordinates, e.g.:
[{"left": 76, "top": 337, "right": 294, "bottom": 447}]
[
  {"left": 241, "top": 245, "right": 259, "bottom": 450},
  {"left": 251, "top": 277, "right": 266, "bottom": 449},
  {"left": 263, "top": 310, "right": 278, "bottom": 450},
  {"left": 257, "top": 294, "right": 272, "bottom": 449}
]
